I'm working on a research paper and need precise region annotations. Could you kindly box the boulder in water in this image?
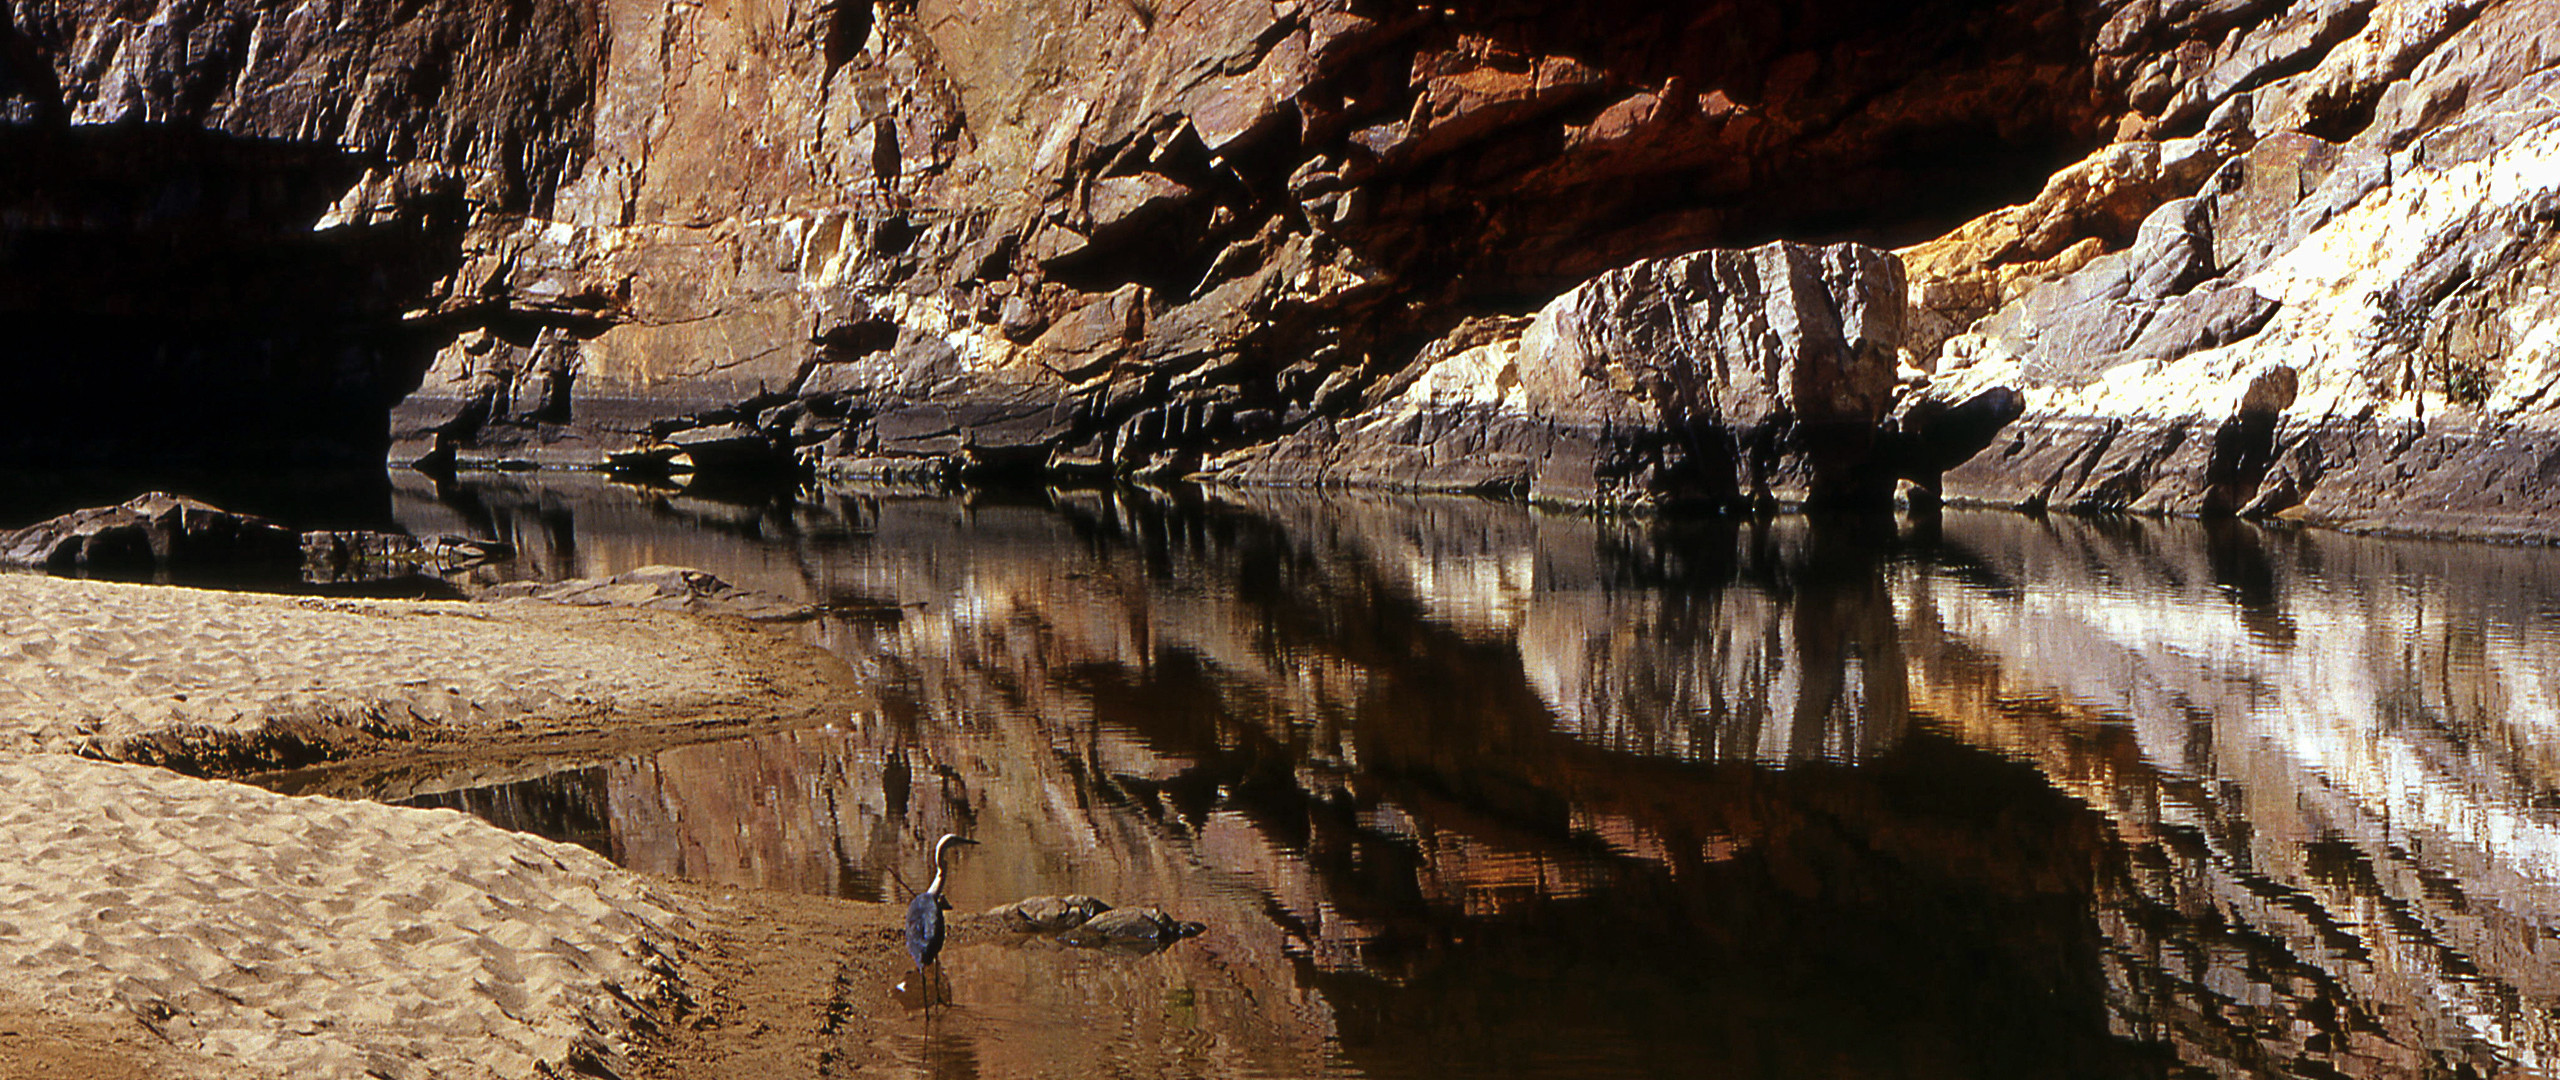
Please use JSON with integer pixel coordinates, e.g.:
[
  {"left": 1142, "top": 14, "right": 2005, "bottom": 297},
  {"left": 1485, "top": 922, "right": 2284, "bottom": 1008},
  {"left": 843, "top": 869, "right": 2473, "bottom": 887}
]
[
  {"left": 1057, "top": 907, "right": 1206, "bottom": 949},
  {"left": 985, "top": 895, "right": 1114, "bottom": 933}
]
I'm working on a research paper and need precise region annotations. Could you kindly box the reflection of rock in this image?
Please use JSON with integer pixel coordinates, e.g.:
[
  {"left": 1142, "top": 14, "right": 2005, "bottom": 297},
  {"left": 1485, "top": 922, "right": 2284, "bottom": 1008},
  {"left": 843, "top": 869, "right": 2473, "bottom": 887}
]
[
  {"left": 1903, "top": 511, "right": 2560, "bottom": 1077},
  {"left": 1212, "top": 490, "right": 1913, "bottom": 764},
  {"left": 1056, "top": 907, "right": 1206, "bottom": 950},
  {"left": 482, "top": 565, "right": 814, "bottom": 622},
  {"left": 1518, "top": 551, "right": 1910, "bottom": 764},
  {"left": 379, "top": 477, "right": 2560, "bottom": 1077},
  {"left": 300, "top": 531, "right": 516, "bottom": 582}
]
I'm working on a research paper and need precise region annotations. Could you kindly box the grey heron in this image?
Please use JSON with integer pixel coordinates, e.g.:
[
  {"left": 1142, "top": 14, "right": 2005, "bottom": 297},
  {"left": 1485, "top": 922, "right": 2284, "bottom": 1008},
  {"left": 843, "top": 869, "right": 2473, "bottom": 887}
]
[{"left": 906, "top": 833, "right": 979, "bottom": 970}]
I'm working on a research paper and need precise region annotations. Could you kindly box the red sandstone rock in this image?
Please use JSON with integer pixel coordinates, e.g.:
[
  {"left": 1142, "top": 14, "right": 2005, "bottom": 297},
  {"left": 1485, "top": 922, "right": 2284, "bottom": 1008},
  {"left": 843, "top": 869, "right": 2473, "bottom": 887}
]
[{"left": 7, "top": 0, "right": 2560, "bottom": 536}]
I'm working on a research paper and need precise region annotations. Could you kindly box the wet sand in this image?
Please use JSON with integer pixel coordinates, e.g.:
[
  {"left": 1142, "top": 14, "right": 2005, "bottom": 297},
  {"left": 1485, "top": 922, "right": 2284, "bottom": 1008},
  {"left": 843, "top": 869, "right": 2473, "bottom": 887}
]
[{"left": 0, "top": 572, "right": 923, "bottom": 1078}]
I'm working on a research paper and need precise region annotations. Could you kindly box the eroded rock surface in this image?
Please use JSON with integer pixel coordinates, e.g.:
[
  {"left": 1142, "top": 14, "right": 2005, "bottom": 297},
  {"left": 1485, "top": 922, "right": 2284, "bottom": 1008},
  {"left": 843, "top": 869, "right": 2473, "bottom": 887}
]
[
  {"left": 6, "top": 0, "right": 2560, "bottom": 533},
  {"left": 1205, "top": 240, "right": 1911, "bottom": 509},
  {"left": 1895, "top": 0, "right": 2560, "bottom": 536}
]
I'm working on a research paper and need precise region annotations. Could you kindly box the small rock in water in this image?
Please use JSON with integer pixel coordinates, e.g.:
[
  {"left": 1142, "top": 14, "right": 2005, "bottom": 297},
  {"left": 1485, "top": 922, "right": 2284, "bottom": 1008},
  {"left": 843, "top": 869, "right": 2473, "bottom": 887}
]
[
  {"left": 480, "top": 565, "right": 813, "bottom": 621},
  {"left": 986, "top": 894, "right": 1113, "bottom": 933},
  {"left": 1057, "top": 907, "right": 1206, "bottom": 949}
]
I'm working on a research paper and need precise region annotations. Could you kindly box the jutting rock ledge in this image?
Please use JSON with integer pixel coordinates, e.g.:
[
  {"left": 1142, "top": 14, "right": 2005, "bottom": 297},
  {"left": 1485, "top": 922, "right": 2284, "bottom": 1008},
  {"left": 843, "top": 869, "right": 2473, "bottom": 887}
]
[{"left": 4, "top": 0, "right": 2559, "bottom": 534}]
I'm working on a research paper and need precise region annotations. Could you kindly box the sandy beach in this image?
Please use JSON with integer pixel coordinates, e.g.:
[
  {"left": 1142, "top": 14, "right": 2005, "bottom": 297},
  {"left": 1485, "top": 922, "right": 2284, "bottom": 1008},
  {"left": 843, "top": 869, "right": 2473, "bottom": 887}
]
[
  {"left": 0, "top": 753, "right": 691, "bottom": 1080},
  {"left": 0, "top": 571, "right": 913, "bottom": 1078},
  {"left": 0, "top": 572, "right": 849, "bottom": 770}
]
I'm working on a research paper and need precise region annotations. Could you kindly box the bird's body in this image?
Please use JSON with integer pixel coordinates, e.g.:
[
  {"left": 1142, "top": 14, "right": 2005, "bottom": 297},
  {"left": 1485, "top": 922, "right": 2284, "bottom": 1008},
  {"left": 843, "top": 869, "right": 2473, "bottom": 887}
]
[
  {"left": 905, "top": 889, "right": 950, "bottom": 968},
  {"left": 905, "top": 833, "right": 978, "bottom": 970}
]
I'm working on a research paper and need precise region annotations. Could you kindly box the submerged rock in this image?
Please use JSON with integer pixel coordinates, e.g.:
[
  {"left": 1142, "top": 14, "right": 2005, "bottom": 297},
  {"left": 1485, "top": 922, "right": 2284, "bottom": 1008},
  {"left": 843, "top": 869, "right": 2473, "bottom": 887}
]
[
  {"left": 482, "top": 565, "right": 813, "bottom": 622},
  {"left": 983, "top": 894, "right": 1204, "bottom": 950}
]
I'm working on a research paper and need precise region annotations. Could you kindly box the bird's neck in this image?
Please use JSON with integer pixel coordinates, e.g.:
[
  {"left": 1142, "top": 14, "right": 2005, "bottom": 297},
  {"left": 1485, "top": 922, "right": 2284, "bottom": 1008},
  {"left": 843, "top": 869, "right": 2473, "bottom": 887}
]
[{"left": 927, "top": 835, "right": 954, "bottom": 896}]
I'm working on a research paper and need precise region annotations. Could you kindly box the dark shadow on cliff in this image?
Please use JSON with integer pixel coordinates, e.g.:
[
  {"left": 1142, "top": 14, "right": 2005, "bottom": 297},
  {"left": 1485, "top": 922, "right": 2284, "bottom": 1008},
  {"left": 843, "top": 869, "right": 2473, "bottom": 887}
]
[
  {"left": 1294, "top": 0, "right": 2111, "bottom": 335},
  {"left": 0, "top": 125, "right": 467, "bottom": 519}
]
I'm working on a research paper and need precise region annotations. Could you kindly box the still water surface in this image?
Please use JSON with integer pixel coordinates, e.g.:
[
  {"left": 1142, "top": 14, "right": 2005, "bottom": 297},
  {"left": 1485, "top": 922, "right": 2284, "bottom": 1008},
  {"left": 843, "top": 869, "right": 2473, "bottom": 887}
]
[{"left": 314, "top": 474, "right": 2560, "bottom": 1078}]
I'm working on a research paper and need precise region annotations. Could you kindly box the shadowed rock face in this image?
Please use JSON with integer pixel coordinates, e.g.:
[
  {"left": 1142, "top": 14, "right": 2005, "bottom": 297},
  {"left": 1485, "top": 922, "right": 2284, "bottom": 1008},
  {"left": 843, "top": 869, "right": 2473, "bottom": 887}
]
[
  {"left": 9, "top": 0, "right": 2560, "bottom": 531},
  {"left": 0, "top": 0, "right": 598, "bottom": 476}
]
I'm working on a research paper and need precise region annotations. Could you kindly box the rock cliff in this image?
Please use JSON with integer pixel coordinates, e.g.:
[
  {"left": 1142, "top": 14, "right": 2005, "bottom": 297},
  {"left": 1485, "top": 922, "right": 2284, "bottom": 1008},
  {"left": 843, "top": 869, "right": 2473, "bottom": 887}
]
[
  {"left": 1899, "top": 0, "right": 2560, "bottom": 537},
  {"left": 6, "top": 0, "right": 2559, "bottom": 531}
]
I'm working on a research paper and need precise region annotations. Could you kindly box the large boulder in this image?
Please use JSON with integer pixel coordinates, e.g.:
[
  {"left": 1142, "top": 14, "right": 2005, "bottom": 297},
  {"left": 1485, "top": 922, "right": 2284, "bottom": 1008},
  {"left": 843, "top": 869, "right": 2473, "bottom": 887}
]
[
  {"left": 0, "top": 493, "right": 301, "bottom": 573},
  {"left": 0, "top": 493, "right": 512, "bottom": 583},
  {"left": 1204, "top": 241, "right": 1909, "bottom": 511}
]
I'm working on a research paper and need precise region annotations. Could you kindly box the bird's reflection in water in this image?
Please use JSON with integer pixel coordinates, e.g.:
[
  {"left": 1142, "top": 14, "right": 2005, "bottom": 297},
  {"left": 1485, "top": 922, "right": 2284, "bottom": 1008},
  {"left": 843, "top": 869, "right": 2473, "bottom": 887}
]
[
  {"left": 893, "top": 965, "right": 952, "bottom": 1011},
  {"left": 898, "top": 1016, "right": 981, "bottom": 1080}
]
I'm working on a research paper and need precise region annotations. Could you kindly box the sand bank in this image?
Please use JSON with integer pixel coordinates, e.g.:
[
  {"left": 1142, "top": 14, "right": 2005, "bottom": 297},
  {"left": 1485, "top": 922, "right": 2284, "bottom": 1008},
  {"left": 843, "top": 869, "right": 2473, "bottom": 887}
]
[
  {"left": 0, "top": 570, "right": 900, "bottom": 1077},
  {"left": 0, "top": 572, "right": 847, "bottom": 772},
  {"left": 0, "top": 752, "right": 694, "bottom": 1079}
]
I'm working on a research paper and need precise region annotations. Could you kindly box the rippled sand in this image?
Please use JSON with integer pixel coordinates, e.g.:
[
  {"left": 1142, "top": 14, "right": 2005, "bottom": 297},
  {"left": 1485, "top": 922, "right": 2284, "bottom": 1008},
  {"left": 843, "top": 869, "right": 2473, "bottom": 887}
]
[
  {"left": 0, "top": 573, "right": 873, "bottom": 1079},
  {"left": 0, "top": 753, "right": 692, "bottom": 1080},
  {"left": 0, "top": 573, "right": 828, "bottom": 767}
]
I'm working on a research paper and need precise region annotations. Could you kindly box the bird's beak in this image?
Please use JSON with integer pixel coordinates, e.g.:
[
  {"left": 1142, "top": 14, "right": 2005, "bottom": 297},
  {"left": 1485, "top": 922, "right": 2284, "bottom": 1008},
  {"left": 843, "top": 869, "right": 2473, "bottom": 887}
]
[{"left": 953, "top": 837, "right": 981, "bottom": 846}]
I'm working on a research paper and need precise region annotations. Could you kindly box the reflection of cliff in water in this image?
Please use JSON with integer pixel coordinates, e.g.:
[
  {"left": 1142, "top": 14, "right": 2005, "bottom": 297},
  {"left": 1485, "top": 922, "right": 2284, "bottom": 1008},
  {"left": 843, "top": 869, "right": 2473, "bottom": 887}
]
[
  {"left": 831, "top": 490, "right": 2124, "bottom": 1076},
  {"left": 1906, "top": 514, "right": 2560, "bottom": 1078},
  {"left": 380, "top": 477, "right": 2560, "bottom": 1077}
]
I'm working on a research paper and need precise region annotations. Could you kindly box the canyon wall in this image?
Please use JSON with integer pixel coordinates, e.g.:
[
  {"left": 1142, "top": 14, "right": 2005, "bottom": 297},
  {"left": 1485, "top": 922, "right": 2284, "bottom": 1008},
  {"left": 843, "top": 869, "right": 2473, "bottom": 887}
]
[
  {"left": 1905, "top": 0, "right": 2560, "bottom": 539},
  {"left": 6, "top": 0, "right": 2560, "bottom": 534}
]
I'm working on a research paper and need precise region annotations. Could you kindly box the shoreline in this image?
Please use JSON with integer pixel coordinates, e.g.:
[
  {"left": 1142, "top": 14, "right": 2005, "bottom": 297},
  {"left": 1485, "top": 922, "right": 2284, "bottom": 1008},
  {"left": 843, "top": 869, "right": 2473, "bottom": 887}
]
[
  {"left": 0, "top": 571, "right": 860, "bottom": 772},
  {"left": 0, "top": 571, "right": 913, "bottom": 1079}
]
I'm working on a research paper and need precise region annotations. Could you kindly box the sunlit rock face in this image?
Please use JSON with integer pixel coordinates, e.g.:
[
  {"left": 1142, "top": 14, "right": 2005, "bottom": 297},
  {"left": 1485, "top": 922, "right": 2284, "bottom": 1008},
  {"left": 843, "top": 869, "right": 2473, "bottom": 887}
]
[
  {"left": 399, "top": 0, "right": 2119, "bottom": 485},
  {"left": 11, "top": 0, "right": 2560, "bottom": 531},
  {"left": 1900, "top": 0, "right": 2560, "bottom": 538}
]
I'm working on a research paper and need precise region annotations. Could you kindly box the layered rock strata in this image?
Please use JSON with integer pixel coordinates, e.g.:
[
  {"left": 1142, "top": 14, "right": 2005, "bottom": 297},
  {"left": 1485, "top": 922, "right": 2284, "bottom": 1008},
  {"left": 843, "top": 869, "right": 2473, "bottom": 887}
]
[
  {"left": 8, "top": 0, "right": 2560, "bottom": 532},
  {"left": 1897, "top": 0, "right": 2560, "bottom": 537},
  {"left": 1204, "top": 240, "right": 1919, "bottom": 509},
  {"left": 3, "top": 0, "right": 2111, "bottom": 477}
]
